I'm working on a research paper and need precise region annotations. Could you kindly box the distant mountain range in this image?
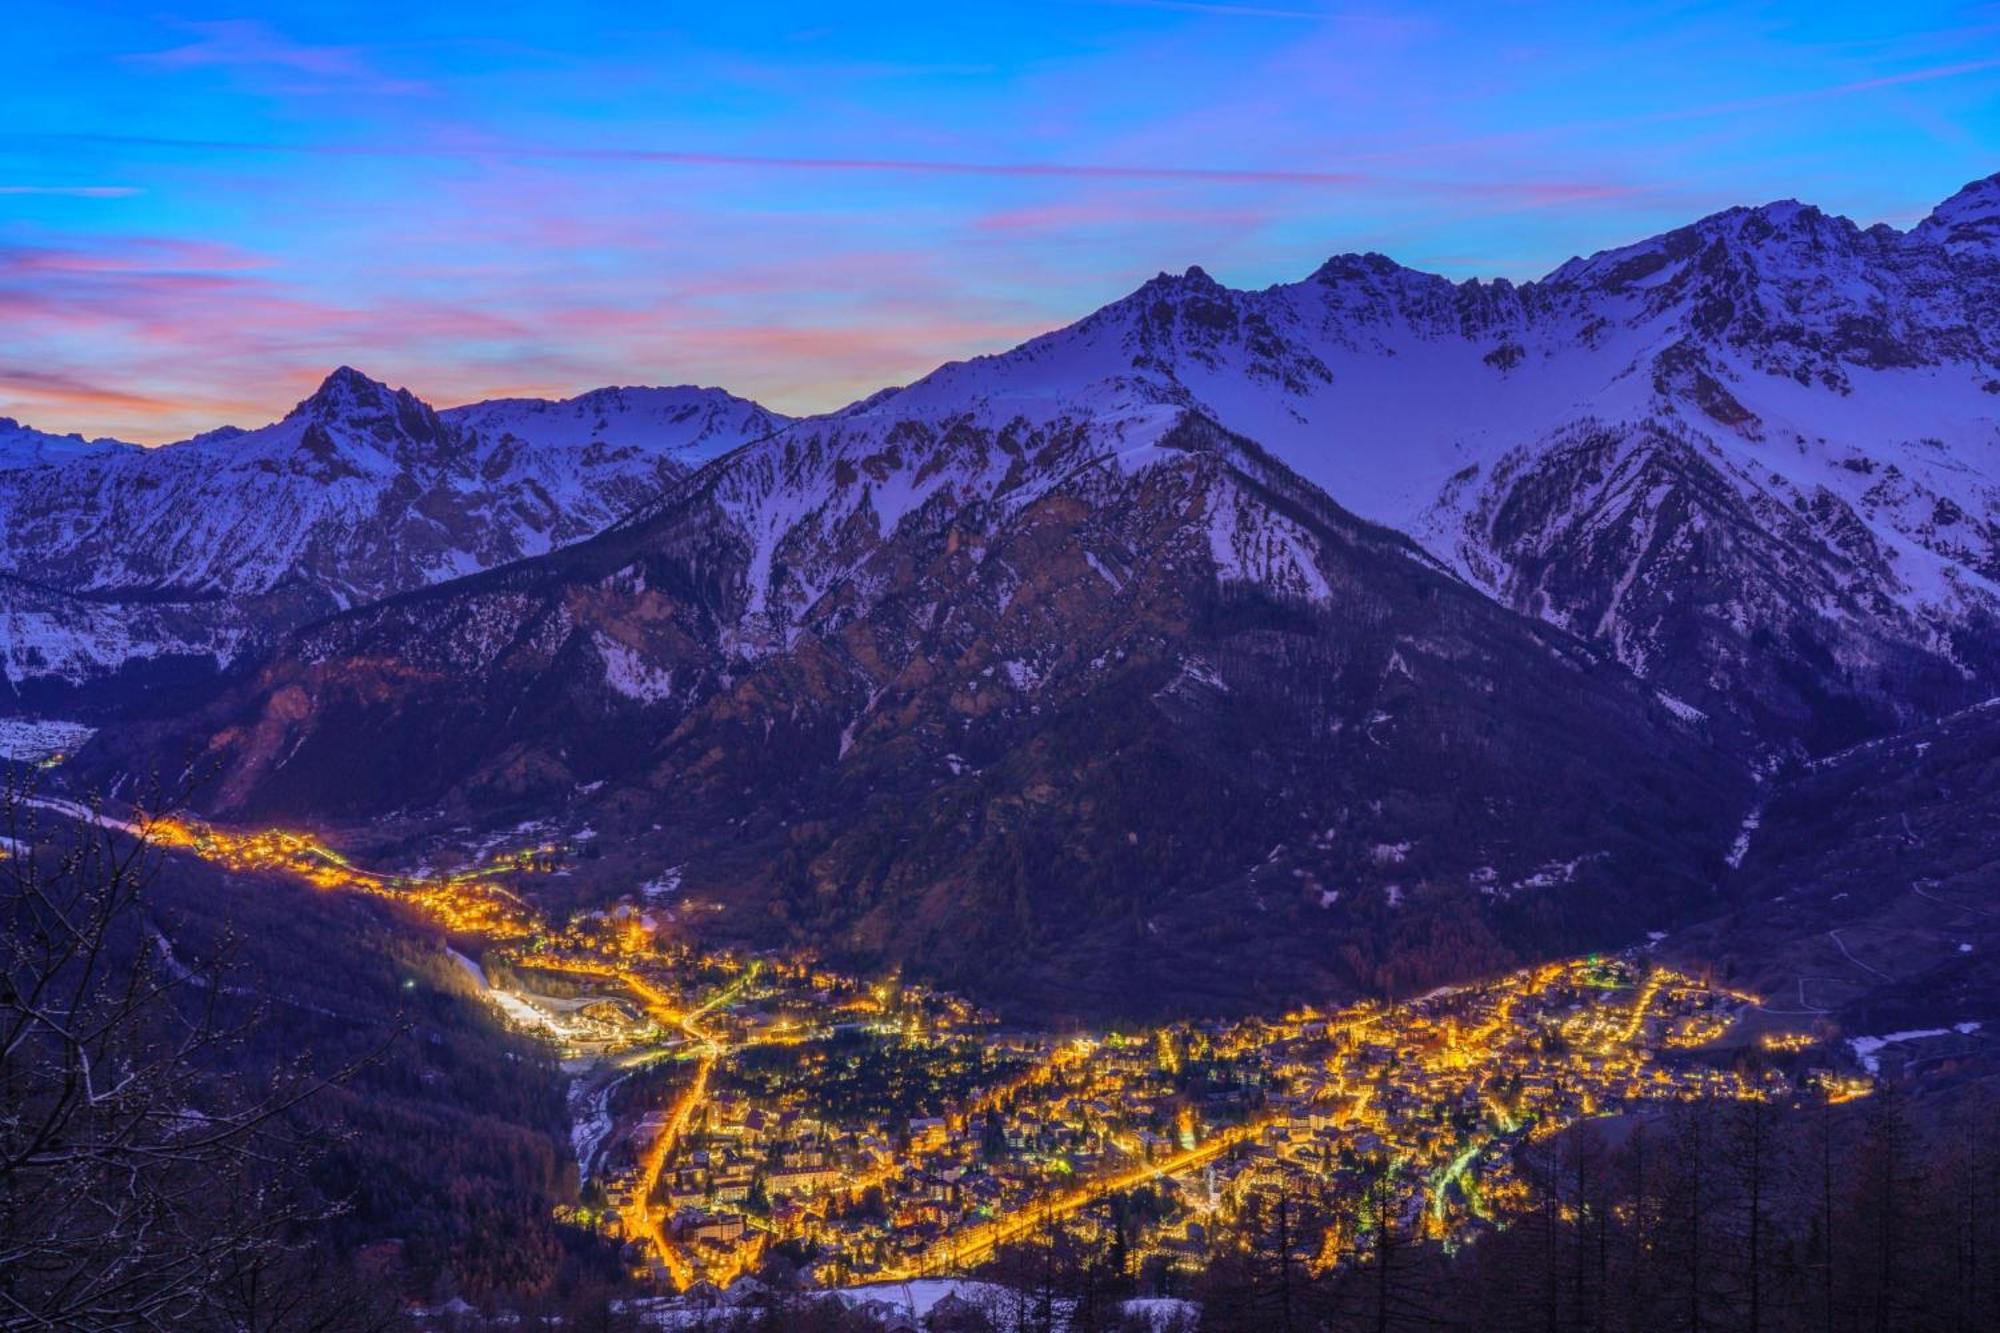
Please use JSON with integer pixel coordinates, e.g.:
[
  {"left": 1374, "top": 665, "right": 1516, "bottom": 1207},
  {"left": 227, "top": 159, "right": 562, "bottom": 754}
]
[
  {"left": 0, "top": 417, "right": 140, "bottom": 470},
  {"left": 23, "top": 171, "right": 2000, "bottom": 1017},
  {"left": 0, "top": 371, "right": 788, "bottom": 705}
]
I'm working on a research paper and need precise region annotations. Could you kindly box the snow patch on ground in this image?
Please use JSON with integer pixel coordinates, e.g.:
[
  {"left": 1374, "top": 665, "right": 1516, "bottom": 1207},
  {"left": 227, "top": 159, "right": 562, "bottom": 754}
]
[
  {"left": 640, "top": 867, "right": 683, "bottom": 902},
  {"left": 447, "top": 945, "right": 558, "bottom": 1035},
  {"left": 1478, "top": 854, "right": 1603, "bottom": 899},
  {"left": 1121, "top": 1297, "right": 1200, "bottom": 1330},
  {"left": 596, "top": 632, "right": 676, "bottom": 703},
  {"left": 1847, "top": 1021, "right": 1983, "bottom": 1073},
  {"left": 1083, "top": 549, "right": 1125, "bottom": 591},
  {"left": 568, "top": 1074, "right": 626, "bottom": 1186},
  {"left": 446, "top": 946, "right": 488, "bottom": 989},
  {"left": 0, "top": 717, "right": 95, "bottom": 762},
  {"left": 999, "top": 657, "right": 1041, "bottom": 691},
  {"left": 1727, "top": 806, "right": 1763, "bottom": 870},
  {"left": 1655, "top": 690, "right": 1708, "bottom": 724}
]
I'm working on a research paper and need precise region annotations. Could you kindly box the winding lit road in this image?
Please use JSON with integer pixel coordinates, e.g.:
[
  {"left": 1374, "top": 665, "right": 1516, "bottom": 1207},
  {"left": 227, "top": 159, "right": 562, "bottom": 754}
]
[{"left": 65, "top": 803, "right": 740, "bottom": 1289}]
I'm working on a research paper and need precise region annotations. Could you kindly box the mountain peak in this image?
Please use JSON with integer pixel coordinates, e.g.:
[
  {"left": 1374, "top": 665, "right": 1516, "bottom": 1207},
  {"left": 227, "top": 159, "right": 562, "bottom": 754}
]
[
  {"left": 304, "top": 360, "right": 386, "bottom": 402},
  {"left": 1667, "top": 197, "right": 1851, "bottom": 253},
  {"left": 1134, "top": 264, "right": 1226, "bottom": 297},
  {"left": 1308, "top": 251, "right": 1419, "bottom": 284},
  {"left": 283, "top": 366, "right": 453, "bottom": 460},
  {"left": 290, "top": 364, "right": 422, "bottom": 420},
  {"left": 1744, "top": 197, "right": 1813, "bottom": 222},
  {"left": 1911, "top": 171, "right": 2000, "bottom": 253}
]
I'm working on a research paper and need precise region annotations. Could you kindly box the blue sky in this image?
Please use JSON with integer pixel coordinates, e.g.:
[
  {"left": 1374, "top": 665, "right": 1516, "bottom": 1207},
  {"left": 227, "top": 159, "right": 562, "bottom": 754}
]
[{"left": 3, "top": 1, "right": 1997, "bottom": 440}]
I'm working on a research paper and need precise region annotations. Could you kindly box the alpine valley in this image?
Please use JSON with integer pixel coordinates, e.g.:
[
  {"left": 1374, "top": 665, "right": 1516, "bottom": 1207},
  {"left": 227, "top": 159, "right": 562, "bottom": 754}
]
[{"left": 15, "top": 174, "right": 2000, "bottom": 1020}]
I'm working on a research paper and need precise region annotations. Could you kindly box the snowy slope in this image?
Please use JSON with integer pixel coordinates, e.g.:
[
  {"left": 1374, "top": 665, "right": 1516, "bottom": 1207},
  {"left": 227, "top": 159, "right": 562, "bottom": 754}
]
[
  {"left": 0, "top": 369, "right": 790, "bottom": 602},
  {"left": 672, "top": 174, "right": 2000, "bottom": 743},
  {"left": 851, "top": 183, "right": 2000, "bottom": 612},
  {"left": 0, "top": 575, "right": 258, "bottom": 703}
]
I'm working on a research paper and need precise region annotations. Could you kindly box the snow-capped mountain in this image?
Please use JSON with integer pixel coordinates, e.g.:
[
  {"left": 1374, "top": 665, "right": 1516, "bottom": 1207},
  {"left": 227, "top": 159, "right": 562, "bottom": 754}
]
[
  {"left": 690, "top": 172, "right": 2000, "bottom": 748},
  {"left": 0, "top": 417, "right": 139, "bottom": 471},
  {"left": 22, "top": 176, "right": 2000, "bottom": 728},
  {"left": 45, "top": 172, "right": 2000, "bottom": 1013},
  {"left": 0, "top": 369, "right": 787, "bottom": 699},
  {"left": 441, "top": 384, "right": 786, "bottom": 465}
]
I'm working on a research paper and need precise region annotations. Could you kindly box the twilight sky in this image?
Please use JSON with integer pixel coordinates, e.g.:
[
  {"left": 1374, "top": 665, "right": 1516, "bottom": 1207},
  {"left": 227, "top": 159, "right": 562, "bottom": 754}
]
[{"left": 4, "top": 2, "right": 1998, "bottom": 442}]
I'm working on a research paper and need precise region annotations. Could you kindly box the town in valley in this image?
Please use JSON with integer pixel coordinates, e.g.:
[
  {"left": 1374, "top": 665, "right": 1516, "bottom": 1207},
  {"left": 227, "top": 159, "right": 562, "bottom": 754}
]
[{"left": 149, "top": 811, "right": 1870, "bottom": 1298}]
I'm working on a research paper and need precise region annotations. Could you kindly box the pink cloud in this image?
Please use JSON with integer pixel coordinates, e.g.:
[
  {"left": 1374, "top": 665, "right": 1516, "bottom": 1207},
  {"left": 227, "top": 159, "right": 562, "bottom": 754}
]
[
  {"left": 1090, "top": 1, "right": 1331, "bottom": 19},
  {"left": 0, "top": 366, "right": 188, "bottom": 415},
  {"left": 0, "top": 216, "right": 1064, "bottom": 441},
  {"left": 130, "top": 19, "right": 431, "bottom": 97},
  {"left": 49, "top": 131, "right": 1649, "bottom": 205},
  {"left": 4, "top": 237, "right": 270, "bottom": 274},
  {"left": 974, "top": 197, "right": 1282, "bottom": 235},
  {"left": 0, "top": 185, "right": 142, "bottom": 198}
]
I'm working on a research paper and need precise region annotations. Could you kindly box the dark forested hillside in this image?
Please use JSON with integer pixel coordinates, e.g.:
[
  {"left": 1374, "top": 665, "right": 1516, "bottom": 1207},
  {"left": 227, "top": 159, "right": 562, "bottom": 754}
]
[
  {"left": 153, "top": 859, "right": 629, "bottom": 1307},
  {"left": 2, "top": 801, "right": 625, "bottom": 1321}
]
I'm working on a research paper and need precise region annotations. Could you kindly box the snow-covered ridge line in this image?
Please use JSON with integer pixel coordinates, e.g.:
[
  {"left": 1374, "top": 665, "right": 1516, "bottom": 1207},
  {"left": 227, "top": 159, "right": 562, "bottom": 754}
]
[
  {"left": 601, "top": 172, "right": 2000, "bottom": 738},
  {"left": 8, "top": 172, "right": 2000, "bottom": 726},
  {"left": 0, "top": 370, "right": 792, "bottom": 687}
]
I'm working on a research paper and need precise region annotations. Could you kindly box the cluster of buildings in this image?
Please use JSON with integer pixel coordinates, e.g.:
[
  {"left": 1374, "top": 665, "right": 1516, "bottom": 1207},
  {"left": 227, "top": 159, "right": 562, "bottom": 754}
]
[
  {"left": 144, "top": 816, "right": 1852, "bottom": 1298},
  {"left": 575, "top": 952, "right": 1831, "bottom": 1291}
]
